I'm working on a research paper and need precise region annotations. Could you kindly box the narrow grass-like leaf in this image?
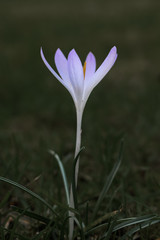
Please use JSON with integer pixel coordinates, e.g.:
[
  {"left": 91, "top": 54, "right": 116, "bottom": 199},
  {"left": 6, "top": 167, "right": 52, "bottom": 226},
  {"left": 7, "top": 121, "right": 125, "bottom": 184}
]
[
  {"left": 92, "top": 139, "right": 124, "bottom": 220},
  {"left": 9, "top": 208, "right": 28, "bottom": 240},
  {"left": 85, "top": 223, "right": 108, "bottom": 236},
  {"left": 60, "top": 216, "right": 70, "bottom": 240},
  {"left": 0, "top": 176, "right": 57, "bottom": 215},
  {"left": 101, "top": 215, "right": 160, "bottom": 239},
  {"left": 86, "top": 215, "right": 159, "bottom": 238},
  {"left": 85, "top": 209, "right": 120, "bottom": 233},
  {"left": 49, "top": 149, "right": 70, "bottom": 205},
  {"left": 112, "top": 214, "right": 156, "bottom": 232},
  {"left": 85, "top": 201, "right": 89, "bottom": 226},
  {"left": 0, "top": 190, "right": 12, "bottom": 209},
  {"left": 101, "top": 218, "right": 117, "bottom": 240},
  {"left": 72, "top": 147, "right": 85, "bottom": 210},
  {"left": 11, "top": 205, "right": 52, "bottom": 225},
  {"left": 0, "top": 227, "right": 5, "bottom": 240},
  {"left": 74, "top": 216, "right": 85, "bottom": 240},
  {"left": 121, "top": 218, "right": 160, "bottom": 239},
  {"left": 0, "top": 227, "right": 29, "bottom": 240},
  {"left": 32, "top": 219, "right": 55, "bottom": 240}
]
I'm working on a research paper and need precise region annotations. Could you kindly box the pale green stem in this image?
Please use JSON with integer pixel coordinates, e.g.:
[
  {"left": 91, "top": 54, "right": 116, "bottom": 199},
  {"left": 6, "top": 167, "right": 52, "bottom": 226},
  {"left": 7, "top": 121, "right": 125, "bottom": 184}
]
[
  {"left": 74, "top": 109, "right": 82, "bottom": 185},
  {"left": 69, "top": 108, "right": 83, "bottom": 240}
]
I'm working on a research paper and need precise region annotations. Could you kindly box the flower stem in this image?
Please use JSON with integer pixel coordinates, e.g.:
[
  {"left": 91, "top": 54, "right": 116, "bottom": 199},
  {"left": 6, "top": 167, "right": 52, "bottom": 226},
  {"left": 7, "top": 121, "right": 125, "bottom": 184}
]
[
  {"left": 75, "top": 109, "right": 82, "bottom": 186},
  {"left": 69, "top": 109, "right": 82, "bottom": 240}
]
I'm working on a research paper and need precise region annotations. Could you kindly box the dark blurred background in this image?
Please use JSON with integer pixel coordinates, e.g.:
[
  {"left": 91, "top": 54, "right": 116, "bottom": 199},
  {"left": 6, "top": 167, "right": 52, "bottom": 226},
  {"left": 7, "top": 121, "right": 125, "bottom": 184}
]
[{"left": 0, "top": 0, "right": 160, "bottom": 226}]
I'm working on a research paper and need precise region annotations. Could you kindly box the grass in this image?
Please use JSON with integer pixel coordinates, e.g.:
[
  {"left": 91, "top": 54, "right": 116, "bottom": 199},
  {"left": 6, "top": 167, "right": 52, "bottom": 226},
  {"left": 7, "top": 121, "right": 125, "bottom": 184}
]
[{"left": 0, "top": 0, "right": 160, "bottom": 239}]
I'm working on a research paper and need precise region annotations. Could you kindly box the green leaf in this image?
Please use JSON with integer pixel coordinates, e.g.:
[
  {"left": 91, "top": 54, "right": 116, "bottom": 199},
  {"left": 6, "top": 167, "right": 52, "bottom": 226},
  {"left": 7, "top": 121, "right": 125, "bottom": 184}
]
[
  {"left": 0, "top": 226, "right": 29, "bottom": 240},
  {"left": 85, "top": 222, "right": 108, "bottom": 235},
  {"left": 0, "top": 227, "right": 5, "bottom": 240},
  {"left": 0, "top": 176, "right": 57, "bottom": 216},
  {"left": 9, "top": 207, "right": 28, "bottom": 240},
  {"left": 71, "top": 147, "right": 85, "bottom": 210},
  {"left": 11, "top": 205, "right": 52, "bottom": 225},
  {"left": 101, "top": 214, "right": 160, "bottom": 239},
  {"left": 92, "top": 139, "right": 124, "bottom": 220},
  {"left": 0, "top": 190, "right": 12, "bottom": 209},
  {"left": 102, "top": 218, "right": 117, "bottom": 240},
  {"left": 60, "top": 216, "right": 70, "bottom": 240},
  {"left": 31, "top": 219, "right": 55, "bottom": 240},
  {"left": 49, "top": 150, "right": 70, "bottom": 205},
  {"left": 113, "top": 214, "right": 156, "bottom": 232},
  {"left": 121, "top": 217, "right": 160, "bottom": 239},
  {"left": 74, "top": 216, "right": 85, "bottom": 240},
  {"left": 85, "top": 201, "right": 89, "bottom": 226},
  {"left": 85, "top": 209, "right": 120, "bottom": 233}
]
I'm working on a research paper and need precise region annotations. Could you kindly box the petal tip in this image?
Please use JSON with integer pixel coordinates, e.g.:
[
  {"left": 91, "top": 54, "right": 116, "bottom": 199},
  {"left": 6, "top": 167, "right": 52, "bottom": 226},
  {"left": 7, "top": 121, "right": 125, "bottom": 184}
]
[
  {"left": 40, "top": 47, "right": 46, "bottom": 61},
  {"left": 55, "top": 48, "right": 62, "bottom": 59},
  {"left": 40, "top": 47, "right": 43, "bottom": 55},
  {"left": 68, "top": 48, "right": 78, "bottom": 60},
  {"left": 88, "top": 51, "right": 94, "bottom": 57},
  {"left": 111, "top": 46, "right": 117, "bottom": 54},
  {"left": 55, "top": 48, "right": 61, "bottom": 54}
]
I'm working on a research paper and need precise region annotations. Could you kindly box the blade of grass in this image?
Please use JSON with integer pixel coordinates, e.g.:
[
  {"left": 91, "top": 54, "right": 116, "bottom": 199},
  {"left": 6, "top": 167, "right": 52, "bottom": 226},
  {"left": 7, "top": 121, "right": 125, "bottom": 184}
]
[
  {"left": 60, "top": 216, "right": 70, "bottom": 240},
  {"left": 101, "top": 215, "right": 159, "bottom": 239},
  {"left": 0, "top": 227, "right": 29, "bottom": 240},
  {"left": 85, "top": 222, "right": 109, "bottom": 236},
  {"left": 92, "top": 139, "right": 124, "bottom": 220},
  {"left": 0, "top": 227, "right": 5, "bottom": 240},
  {"left": 32, "top": 219, "right": 55, "bottom": 240},
  {"left": 0, "top": 176, "right": 57, "bottom": 216},
  {"left": 121, "top": 218, "right": 160, "bottom": 239},
  {"left": 112, "top": 214, "right": 157, "bottom": 232},
  {"left": 74, "top": 216, "right": 85, "bottom": 240},
  {"left": 85, "top": 201, "right": 89, "bottom": 226},
  {"left": 0, "top": 190, "right": 12, "bottom": 209},
  {"left": 85, "top": 209, "right": 121, "bottom": 232},
  {"left": 102, "top": 218, "right": 117, "bottom": 240},
  {"left": 9, "top": 208, "right": 28, "bottom": 240},
  {"left": 49, "top": 150, "right": 70, "bottom": 205},
  {"left": 71, "top": 147, "right": 85, "bottom": 210},
  {"left": 11, "top": 205, "right": 52, "bottom": 225}
]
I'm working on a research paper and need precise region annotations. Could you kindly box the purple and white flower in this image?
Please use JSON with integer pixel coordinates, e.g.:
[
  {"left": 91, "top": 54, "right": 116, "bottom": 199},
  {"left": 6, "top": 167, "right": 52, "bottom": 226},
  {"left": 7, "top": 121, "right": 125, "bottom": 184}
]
[
  {"left": 41, "top": 46, "right": 118, "bottom": 239},
  {"left": 40, "top": 47, "right": 117, "bottom": 113}
]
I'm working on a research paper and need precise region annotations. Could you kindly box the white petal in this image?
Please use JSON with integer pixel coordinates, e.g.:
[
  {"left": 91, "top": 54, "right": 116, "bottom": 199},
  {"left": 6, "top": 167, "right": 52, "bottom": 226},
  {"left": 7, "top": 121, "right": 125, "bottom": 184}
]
[
  {"left": 84, "top": 52, "right": 96, "bottom": 81},
  {"left": 54, "top": 48, "right": 70, "bottom": 82},
  {"left": 92, "top": 46, "right": 118, "bottom": 88},
  {"left": 41, "top": 47, "right": 63, "bottom": 83},
  {"left": 82, "top": 46, "right": 118, "bottom": 108},
  {"left": 67, "top": 49, "right": 84, "bottom": 102},
  {"left": 40, "top": 47, "right": 76, "bottom": 103}
]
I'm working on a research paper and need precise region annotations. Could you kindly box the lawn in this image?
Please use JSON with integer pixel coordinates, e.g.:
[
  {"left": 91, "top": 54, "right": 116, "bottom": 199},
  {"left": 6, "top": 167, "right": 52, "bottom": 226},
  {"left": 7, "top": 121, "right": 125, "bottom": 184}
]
[{"left": 0, "top": 0, "right": 160, "bottom": 239}]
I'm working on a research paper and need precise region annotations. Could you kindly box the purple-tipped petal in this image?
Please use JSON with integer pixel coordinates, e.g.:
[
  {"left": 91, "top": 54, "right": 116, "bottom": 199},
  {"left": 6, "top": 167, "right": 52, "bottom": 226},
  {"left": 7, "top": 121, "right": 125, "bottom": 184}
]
[
  {"left": 40, "top": 47, "right": 76, "bottom": 102},
  {"left": 82, "top": 47, "right": 117, "bottom": 108},
  {"left": 40, "top": 47, "right": 63, "bottom": 83},
  {"left": 67, "top": 49, "right": 84, "bottom": 99},
  {"left": 84, "top": 52, "right": 96, "bottom": 81},
  {"left": 92, "top": 46, "right": 117, "bottom": 87},
  {"left": 55, "top": 48, "right": 70, "bottom": 82}
]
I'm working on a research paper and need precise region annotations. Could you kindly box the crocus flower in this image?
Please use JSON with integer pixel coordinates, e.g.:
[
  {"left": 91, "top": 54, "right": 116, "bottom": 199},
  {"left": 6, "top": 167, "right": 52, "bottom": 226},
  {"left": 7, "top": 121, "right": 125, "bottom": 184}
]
[
  {"left": 41, "top": 46, "right": 118, "bottom": 240},
  {"left": 40, "top": 47, "right": 117, "bottom": 114},
  {"left": 40, "top": 46, "right": 118, "bottom": 183}
]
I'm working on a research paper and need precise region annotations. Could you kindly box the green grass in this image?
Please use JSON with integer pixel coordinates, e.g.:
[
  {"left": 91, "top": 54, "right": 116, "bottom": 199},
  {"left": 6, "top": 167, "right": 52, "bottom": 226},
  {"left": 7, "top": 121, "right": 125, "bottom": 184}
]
[{"left": 0, "top": 0, "right": 160, "bottom": 238}]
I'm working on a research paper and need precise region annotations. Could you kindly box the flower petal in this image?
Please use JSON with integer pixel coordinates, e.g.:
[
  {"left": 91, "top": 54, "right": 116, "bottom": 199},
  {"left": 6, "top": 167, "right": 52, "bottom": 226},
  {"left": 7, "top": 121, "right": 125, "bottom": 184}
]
[
  {"left": 54, "top": 48, "right": 70, "bottom": 82},
  {"left": 40, "top": 47, "right": 63, "bottom": 83},
  {"left": 84, "top": 52, "right": 96, "bottom": 81},
  {"left": 40, "top": 47, "right": 76, "bottom": 103},
  {"left": 82, "top": 46, "right": 117, "bottom": 109},
  {"left": 92, "top": 46, "right": 118, "bottom": 88},
  {"left": 67, "top": 49, "right": 84, "bottom": 102}
]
